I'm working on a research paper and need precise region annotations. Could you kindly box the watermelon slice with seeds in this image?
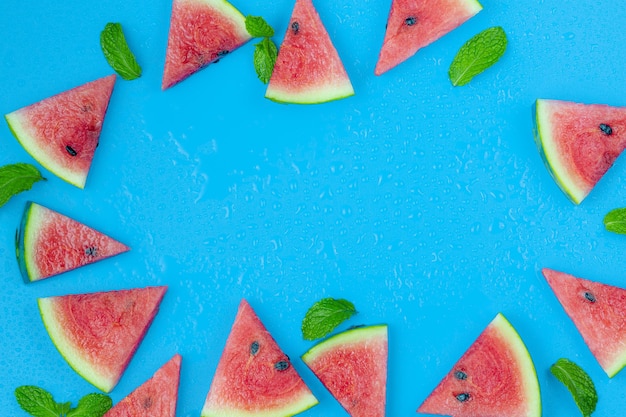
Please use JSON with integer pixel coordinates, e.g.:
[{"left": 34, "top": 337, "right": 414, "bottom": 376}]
[
  {"left": 200, "top": 299, "right": 318, "bottom": 417},
  {"left": 533, "top": 99, "right": 626, "bottom": 204},
  {"left": 162, "top": 0, "right": 252, "bottom": 90},
  {"left": 375, "top": 0, "right": 482, "bottom": 75},
  {"left": 417, "top": 313, "right": 541, "bottom": 417},
  {"left": 302, "top": 324, "right": 388, "bottom": 417},
  {"left": 265, "top": 0, "right": 354, "bottom": 104},
  {"left": 38, "top": 286, "right": 167, "bottom": 392},
  {"left": 104, "top": 354, "right": 181, "bottom": 417},
  {"left": 16, "top": 201, "right": 130, "bottom": 283},
  {"left": 4, "top": 74, "right": 115, "bottom": 189},
  {"left": 542, "top": 268, "right": 626, "bottom": 377}
]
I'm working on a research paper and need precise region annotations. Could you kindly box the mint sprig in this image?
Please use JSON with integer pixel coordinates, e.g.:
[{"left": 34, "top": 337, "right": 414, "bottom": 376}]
[
  {"left": 550, "top": 358, "right": 598, "bottom": 417},
  {"left": 0, "top": 163, "right": 45, "bottom": 208},
  {"left": 448, "top": 26, "right": 507, "bottom": 87},
  {"left": 15, "top": 386, "right": 111, "bottom": 417},
  {"left": 245, "top": 15, "right": 277, "bottom": 84},
  {"left": 100, "top": 22, "right": 142, "bottom": 80},
  {"left": 604, "top": 208, "right": 626, "bottom": 234},
  {"left": 302, "top": 298, "right": 357, "bottom": 340}
]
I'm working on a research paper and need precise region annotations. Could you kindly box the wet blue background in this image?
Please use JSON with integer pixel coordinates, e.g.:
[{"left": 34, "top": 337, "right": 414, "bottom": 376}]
[{"left": 2, "top": 0, "right": 626, "bottom": 416}]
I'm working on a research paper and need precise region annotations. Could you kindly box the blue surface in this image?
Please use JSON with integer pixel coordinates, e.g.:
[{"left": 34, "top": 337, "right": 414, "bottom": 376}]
[{"left": 2, "top": 0, "right": 626, "bottom": 416}]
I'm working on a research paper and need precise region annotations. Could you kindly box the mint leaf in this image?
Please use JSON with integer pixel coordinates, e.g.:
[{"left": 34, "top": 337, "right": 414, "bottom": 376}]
[
  {"left": 100, "top": 22, "right": 142, "bottom": 80},
  {"left": 67, "top": 393, "right": 112, "bottom": 417},
  {"left": 604, "top": 208, "right": 626, "bottom": 234},
  {"left": 550, "top": 358, "right": 598, "bottom": 417},
  {"left": 302, "top": 298, "right": 357, "bottom": 340},
  {"left": 253, "top": 37, "right": 278, "bottom": 84},
  {"left": 448, "top": 26, "right": 507, "bottom": 87},
  {"left": 0, "top": 163, "right": 45, "bottom": 208},
  {"left": 245, "top": 15, "right": 274, "bottom": 38},
  {"left": 15, "top": 386, "right": 65, "bottom": 417}
]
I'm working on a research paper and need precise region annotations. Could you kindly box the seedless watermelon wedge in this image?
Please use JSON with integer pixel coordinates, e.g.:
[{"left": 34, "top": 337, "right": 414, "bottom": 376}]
[
  {"left": 417, "top": 313, "right": 541, "bottom": 417},
  {"left": 265, "top": 0, "right": 354, "bottom": 104},
  {"left": 542, "top": 268, "right": 626, "bottom": 377},
  {"left": 375, "top": 0, "right": 482, "bottom": 75},
  {"left": 5, "top": 74, "right": 116, "bottom": 189},
  {"left": 162, "top": 0, "right": 252, "bottom": 89},
  {"left": 104, "top": 354, "right": 181, "bottom": 417},
  {"left": 534, "top": 99, "right": 626, "bottom": 204},
  {"left": 201, "top": 299, "right": 318, "bottom": 417},
  {"left": 16, "top": 202, "right": 130, "bottom": 283},
  {"left": 302, "top": 325, "right": 388, "bottom": 417},
  {"left": 38, "top": 286, "right": 167, "bottom": 392}
]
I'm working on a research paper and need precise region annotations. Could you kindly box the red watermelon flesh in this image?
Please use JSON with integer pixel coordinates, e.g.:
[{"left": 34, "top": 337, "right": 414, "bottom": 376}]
[
  {"left": 301, "top": 325, "right": 388, "bottom": 417},
  {"left": 16, "top": 201, "right": 130, "bottom": 283},
  {"left": 201, "top": 299, "right": 318, "bottom": 417},
  {"left": 375, "top": 0, "right": 482, "bottom": 76},
  {"left": 162, "top": 0, "right": 252, "bottom": 90},
  {"left": 265, "top": 0, "right": 354, "bottom": 104},
  {"left": 542, "top": 268, "right": 626, "bottom": 377},
  {"left": 38, "top": 286, "right": 167, "bottom": 393},
  {"left": 534, "top": 99, "right": 626, "bottom": 204},
  {"left": 104, "top": 354, "right": 181, "bottom": 417},
  {"left": 4, "top": 74, "right": 116, "bottom": 189},
  {"left": 417, "top": 313, "right": 541, "bottom": 417}
]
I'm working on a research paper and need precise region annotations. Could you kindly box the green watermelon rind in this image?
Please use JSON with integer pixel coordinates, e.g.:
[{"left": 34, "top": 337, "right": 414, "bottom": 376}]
[
  {"left": 533, "top": 99, "right": 586, "bottom": 204},
  {"left": 265, "top": 82, "right": 355, "bottom": 105},
  {"left": 201, "top": 391, "right": 318, "bottom": 417},
  {"left": 301, "top": 324, "right": 388, "bottom": 362},
  {"left": 15, "top": 201, "right": 42, "bottom": 283}
]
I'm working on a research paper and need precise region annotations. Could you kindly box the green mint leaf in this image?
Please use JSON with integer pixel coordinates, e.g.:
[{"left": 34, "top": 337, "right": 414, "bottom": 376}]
[
  {"left": 0, "top": 163, "right": 45, "bottom": 208},
  {"left": 67, "top": 393, "right": 112, "bottom": 417},
  {"left": 253, "top": 38, "right": 278, "bottom": 84},
  {"left": 550, "top": 358, "right": 598, "bottom": 417},
  {"left": 604, "top": 208, "right": 626, "bottom": 234},
  {"left": 448, "top": 26, "right": 507, "bottom": 87},
  {"left": 15, "top": 385, "right": 64, "bottom": 417},
  {"left": 302, "top": 298, "right": 357, "bottom": 340},
  {"left": 100, "top": 22, "right": 142, "bottom": 80},
  {"left": 245, "top": 15, "right": 274, "bottom": 38}
]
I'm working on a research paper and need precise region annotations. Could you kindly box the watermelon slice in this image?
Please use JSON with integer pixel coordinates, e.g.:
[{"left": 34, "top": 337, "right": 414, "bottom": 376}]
[
  {"left": 265, "top": 0, "right": 354, "bottom": 104},
  {"left": 15, "top": 202, "right": 129, "bottom": 283},
  {"left": 417, "top": 313, "right": 541, "bottom": 417},
  {"left": 533, "top": 99, "right": 626, "bottom": 204},
  {"left": 38, "top": 286, "right": 167, "bottom": 392},
  {"left": 104, "top": 354, "right": 181, "bottom": 417},
  {"left": 4, "top": 74, "right": 116, "bottom": 189},
  {"left": 542, "top": 268, "right": 626, "bottom": 377},
  {"left": 201, "top": 299, "right": 318, "bottom": 417},
  {"left": 301, "top": 325, "right": 388, "bottom": 417},
  {"left": 375, "top": 0, "right": 483, "bottom": 75},
  {"left": 162, "top": 0, "right": 252, "bottom": 89}
]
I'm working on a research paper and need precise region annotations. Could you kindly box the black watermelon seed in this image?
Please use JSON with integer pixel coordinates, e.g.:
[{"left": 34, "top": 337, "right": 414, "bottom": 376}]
[
  {"left": 85, "top": 246, "right": 98, "bottom": 257},
  {"left": 217, "top": 50, "right": 229, "bottom": 57},
  {"left": 599, "top": 123, "right": 613, "bottom": 135},
  {"left": 65, "top": 145, "right": 78, "bottom": 156},
  {"left": 404, "top": 16, "right": 417, "bottom": 26},
  {"left": 274, "top": 360, "right": 290, "bottom": 371},
  {"left": 584, "top": 291, "right": 596, "bottom": 303},
  {"left": 143, "top": 397, "right": 153, "bottom": 409},
  {"left": 454, "top": 370, "right": 467, "bottom": 380},
  {"left": 291, "top": 21, "right": 300, "bottom": 34},
  {"left": 456, "top": 393, "right": 471, "bottom": 402},
  {"left": 250, "top": 341, "right": 259, "bottom": 355}
]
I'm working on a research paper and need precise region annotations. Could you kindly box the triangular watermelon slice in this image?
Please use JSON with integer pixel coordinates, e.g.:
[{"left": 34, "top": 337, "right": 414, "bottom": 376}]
[
  {"left": 417, "top": 313, "right": 541, "bottom": 417},
  {"left": 162, "top": 0, "right": 252, "bottom": 90},
  {"left": 375, "top": 0, "right": 482, "bottom": 75},
  {"left": 104, "top": 354, "right": 181, "bottom": 417},
  {"left": 265, "top": 0, "right": 354, "bottom": 104},
  {"left": 38, "top": 286, "right": 167, "bottom": 392},
  {"left": 301, "top": 325, "right": 388, "bottom": 417},
  {"left": 534, "top": 99, "right": 626, "bottom": 204},
  {"left": 200, "top": 299, "right": 318, "bottom": 417},
  {"left": 16, "top": 201, "right": 130, "bottom": 283},
  {"left": 4, "top": 74, "right": 116, "bottom": 189},
  {"left": 542, "top": 268, "right": 626, "bottom": 377}
]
